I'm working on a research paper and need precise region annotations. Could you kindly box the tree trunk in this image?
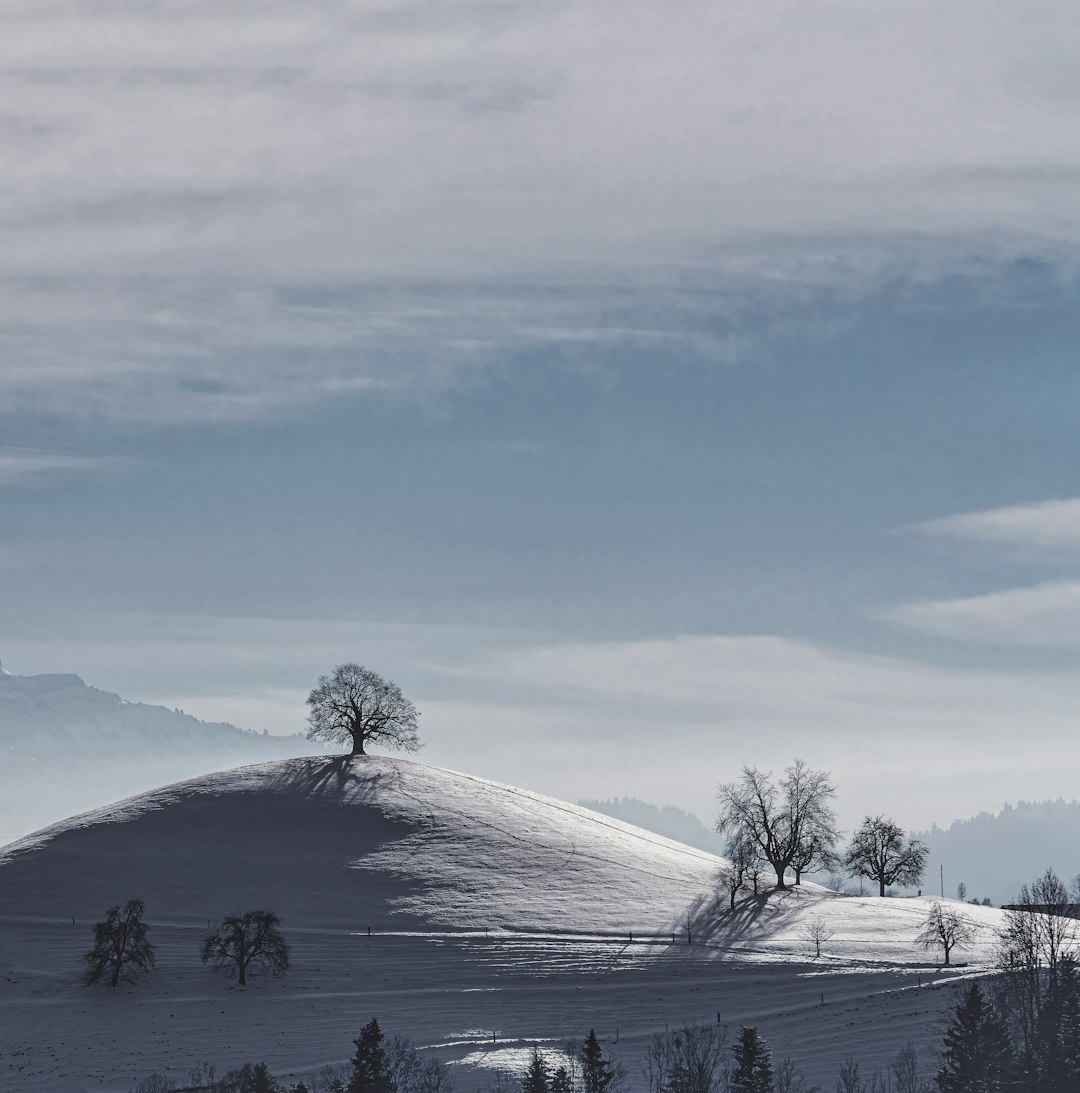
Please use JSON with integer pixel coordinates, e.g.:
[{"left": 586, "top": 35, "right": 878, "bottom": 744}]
[
  {"left": 775, "top": 867, "right": 787, "bottom": 890},
  {"left": 238, "top": 959, "right": 247, "bottom": 986},
  {"left": 879, "top": 879, "right": 886, "bottom": 897},
  {"left": 351, "top": 735, "right": 365, "bottom": 755}
]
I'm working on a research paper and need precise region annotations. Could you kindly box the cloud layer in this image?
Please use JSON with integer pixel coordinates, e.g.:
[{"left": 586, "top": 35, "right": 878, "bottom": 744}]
[
  {"left": 914, "top": 498, "right": 1080, "bottom": 549},
  {"left": 4, "top": 0, "right": 1080, "bottom": 419}
]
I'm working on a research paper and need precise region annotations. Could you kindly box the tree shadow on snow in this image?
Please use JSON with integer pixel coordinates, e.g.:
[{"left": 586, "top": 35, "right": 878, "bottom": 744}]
[
  {"left": 276, "top": 754, "right": 402, "bottom": 804},
  {"left": 685, "top": 887, "right": 805, "bottom": 951}
]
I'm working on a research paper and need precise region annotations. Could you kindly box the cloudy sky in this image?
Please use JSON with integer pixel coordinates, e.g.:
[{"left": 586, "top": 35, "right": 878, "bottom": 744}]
[{"left": 4, "top": 0, "right": 1080, "bottom": 830}]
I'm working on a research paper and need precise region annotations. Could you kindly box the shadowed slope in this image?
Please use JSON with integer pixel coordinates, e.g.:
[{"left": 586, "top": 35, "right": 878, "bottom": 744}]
[{"left": 0, "top": 755, "right": 722, "bottom": 933}]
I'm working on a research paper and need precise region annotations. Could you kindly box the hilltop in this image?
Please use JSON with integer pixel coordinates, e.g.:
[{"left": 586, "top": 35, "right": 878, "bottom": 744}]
[{"left": 0, "top": 755, "right": 1013, "bottom": 1091}]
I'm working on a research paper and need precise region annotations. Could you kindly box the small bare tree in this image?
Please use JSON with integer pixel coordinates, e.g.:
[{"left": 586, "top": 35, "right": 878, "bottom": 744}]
[
  {"left": 716, "top": 835, "right": 758, "bottom": 910},
  {"left": 890, "top": 1043, "right": 922, "bottom": 1093},
  {"left": 83, "top": 897, "right": 156, "bottom": 989},
  {"left": 642, "top": 1024, "right": 726, "bottom": 1093},
  {"left": 834, "top": 1057, "right": 863, "bottom": 1093},
  {"left": 801, "top": 915, "right": 834, "bottom": 958},
  {"left": 915, "top": 901, "right": 976, "bottom": 966},
  {"left": 774, "top": 1057, "right": 816, "bottom": 1093},
  {"left": 306, "top": 663, "right": 421, "bottom": 755},
  {"left": 201, "top": 909, "right": 290, "bottom": 986}
]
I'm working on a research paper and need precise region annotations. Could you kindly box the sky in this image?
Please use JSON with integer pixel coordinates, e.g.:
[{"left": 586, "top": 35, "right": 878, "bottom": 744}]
[{"left": 3, "top": 0, "right": 1080, "bottom": 832}]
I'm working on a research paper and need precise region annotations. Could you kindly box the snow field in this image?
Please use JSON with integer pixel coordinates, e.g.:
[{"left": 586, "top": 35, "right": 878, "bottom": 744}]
[{"left": 0, "top": 757, "right": 1019, "bottom": 1090}]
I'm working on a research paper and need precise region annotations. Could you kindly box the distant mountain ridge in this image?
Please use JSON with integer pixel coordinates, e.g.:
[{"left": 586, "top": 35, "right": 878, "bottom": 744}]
[
  {"left": 0, "top": 665, "right": 288, "bottom": 758},
  {"left": 0, "top": 663, "right": 322, "bottom": 845},
  {"left": 914, "top": 799, "right": 1080, "bottom": 907}
]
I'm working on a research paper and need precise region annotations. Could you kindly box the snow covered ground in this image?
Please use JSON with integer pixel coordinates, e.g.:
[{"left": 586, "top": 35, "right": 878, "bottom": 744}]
[{"left": 0, "top": 757, "right": 1013, "bottom": 1090}]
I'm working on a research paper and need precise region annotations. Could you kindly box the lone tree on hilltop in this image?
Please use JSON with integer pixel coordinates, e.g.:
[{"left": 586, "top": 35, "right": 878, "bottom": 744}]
[
  {"left": 916, "top": 901, "right": 977, "bottom": 966},
  {"left": 201, "top": 910, "right": 290, "bottom": 987},
  {"left": 716, "top": 759, "right": 838, "bottom": 891},
  {"left": 843, "top": 815, "right": 928, "bottom": 897},
  {"left": 83, "top": 897, "right": 156, "bottom": 988},
  {"left": 306, "top": 663, "right": 421, "bottom": 756}
]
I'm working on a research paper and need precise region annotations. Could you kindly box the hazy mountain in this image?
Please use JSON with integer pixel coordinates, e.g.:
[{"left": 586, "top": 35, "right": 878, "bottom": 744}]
[
  {"left": 578, "top": 794, "right": 726, "bottom": 855},
  {"left": 915, "top": 799, "right": 1080, "bottom": 907},
  {"left": 0, "top": 663, "right": 322, "bottom": 845}
]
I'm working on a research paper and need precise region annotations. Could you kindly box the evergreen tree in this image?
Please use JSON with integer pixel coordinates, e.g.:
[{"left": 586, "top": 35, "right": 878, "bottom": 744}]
[
  {"left": 83, "top": 897, "right": 156, "bottom": 988},
  {"left": 1022, "top": 960, "right": 1080, "bottom": 1093},
  {"left": 349, "top": 1018, "right": 392, "bottom": 1093},
  {"left": 581, "top": 1029, "right": 617, "bottom": 1093},
  {"left": 522, "top": 1048, "right": 551, "bottom": 1093},
  {"left": 936, "top": 983, "right": 1012, "bottom": 1092},
  {"left": 731, "top": 1026, "right": 774, "bottom": 1093}
]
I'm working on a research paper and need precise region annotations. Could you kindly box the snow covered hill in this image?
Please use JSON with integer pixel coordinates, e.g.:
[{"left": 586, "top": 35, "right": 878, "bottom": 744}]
[
  {"left": 0, "top": 756, "right": 1018, "bottom": 1091},
  {"left": 0, "top": 755, "right": 721, "bottom": 934}
]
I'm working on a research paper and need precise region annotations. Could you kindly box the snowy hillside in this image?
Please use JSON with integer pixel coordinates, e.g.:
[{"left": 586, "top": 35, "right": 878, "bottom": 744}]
[
  {"left": 0, "top": 667, "right": 319, "bottom": 844},
  {"left": 0, "top": 755, "right": 722, "bottom": 933},
  {"left": 0, "top": 756, "right": 1018, "bottom": 1091}
]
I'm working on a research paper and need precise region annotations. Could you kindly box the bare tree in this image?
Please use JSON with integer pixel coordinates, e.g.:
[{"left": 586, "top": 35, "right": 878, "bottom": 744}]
[
  {"left": 642, "top": 1024, "right": 726, "bottom": 1093},
  {"left": 843, "top": 816, "right": 928, "bottom": 897},
  {"left": 801, "top": 915, "right": 834, "bottom": 958},
  {"left": 915, "top": 901, "right": 976, "bottom": 966},
  {"left": 306, "top": 664, "right": 421, "bottom": 756},
  {"left": 774, "top": 1057, "right": 816, "bottom": 1093},
  {"left": 716, "top": 759, "right": 838, "bottom": 891},
  {"left": 890, "top": 1043, "right": 922, "bottom": 1093},
  {"left": 791, "top": 828, "right": 838, "bottom": 886},
  {"left": 995, "top": 867, "right": 1078, "bottom": 1056},
  {"left": 716, "top": 834, "right": 758, "bottom": 910},
  {"left": 83, "top": 897, "right": 156, "bottom": 988},
  {"left": 201, "top": 910, "right": 290, "bottom": 987},
  {"left": 834, "top": 1057, "right": 863, "bottom": 1093}
]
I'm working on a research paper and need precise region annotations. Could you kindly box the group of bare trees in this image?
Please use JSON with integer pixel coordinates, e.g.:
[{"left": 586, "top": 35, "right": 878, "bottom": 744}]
[
  {"left": 84, "top": 902, "right": 289, "bottom": 990},
  {"left": 930, "top": 869, "right": 1080, "bottom": 1090},
  {"left": 714, "top": 760, "right": 928, "bottom": 900}
]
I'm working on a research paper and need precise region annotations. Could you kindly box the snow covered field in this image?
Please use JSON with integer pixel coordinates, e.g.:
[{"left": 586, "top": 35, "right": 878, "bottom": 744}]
[{"left": 0, "top": 757, "right": 1009, "bottom": 1090}]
